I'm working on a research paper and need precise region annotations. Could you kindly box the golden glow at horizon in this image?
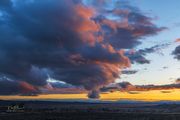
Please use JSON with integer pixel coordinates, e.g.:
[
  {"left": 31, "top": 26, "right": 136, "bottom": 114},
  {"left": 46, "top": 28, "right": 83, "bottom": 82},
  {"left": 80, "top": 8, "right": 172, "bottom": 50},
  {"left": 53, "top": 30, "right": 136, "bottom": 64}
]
[{"left": 0, "top": 89, "right": 180, "bottom": 101}]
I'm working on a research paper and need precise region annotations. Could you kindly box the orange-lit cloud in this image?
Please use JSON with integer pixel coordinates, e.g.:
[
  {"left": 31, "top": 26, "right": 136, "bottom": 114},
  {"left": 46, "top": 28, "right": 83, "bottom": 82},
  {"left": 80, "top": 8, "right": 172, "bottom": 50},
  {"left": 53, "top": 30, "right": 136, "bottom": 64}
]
[
  {"left": 19, "top": 81, "right": 37, "bottom": 94},
  {"left": 175, "top": 38, "right": 180, "bottom": 43}
]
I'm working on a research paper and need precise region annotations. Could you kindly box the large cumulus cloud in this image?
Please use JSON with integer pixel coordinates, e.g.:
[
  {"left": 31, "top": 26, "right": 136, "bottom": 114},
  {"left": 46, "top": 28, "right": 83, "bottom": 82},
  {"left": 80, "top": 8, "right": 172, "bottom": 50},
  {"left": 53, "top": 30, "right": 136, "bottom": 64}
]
[{"left": 0, "top": 0, "right": 164, "bottom": 98}]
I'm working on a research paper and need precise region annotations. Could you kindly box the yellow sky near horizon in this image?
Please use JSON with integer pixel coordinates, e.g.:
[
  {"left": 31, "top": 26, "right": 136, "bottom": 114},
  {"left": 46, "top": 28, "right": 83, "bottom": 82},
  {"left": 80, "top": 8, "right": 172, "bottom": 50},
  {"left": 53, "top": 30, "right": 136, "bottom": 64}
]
[{"left": 0, "top": 89, "right": 180, "bottom": 101}]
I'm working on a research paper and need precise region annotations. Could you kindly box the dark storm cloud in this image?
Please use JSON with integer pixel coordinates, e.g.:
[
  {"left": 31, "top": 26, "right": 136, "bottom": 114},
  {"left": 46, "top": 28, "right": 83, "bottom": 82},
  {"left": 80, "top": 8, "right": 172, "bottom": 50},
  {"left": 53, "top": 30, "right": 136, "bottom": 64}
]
[
  {"left": 172, "top": 45, "right": 180, "bottom": 60},
  {"left": 0, "top": 79, "right": 22, "bottom": 95},
  {"left": 0, "top": 0, "right": 164, "bottom": 98}
]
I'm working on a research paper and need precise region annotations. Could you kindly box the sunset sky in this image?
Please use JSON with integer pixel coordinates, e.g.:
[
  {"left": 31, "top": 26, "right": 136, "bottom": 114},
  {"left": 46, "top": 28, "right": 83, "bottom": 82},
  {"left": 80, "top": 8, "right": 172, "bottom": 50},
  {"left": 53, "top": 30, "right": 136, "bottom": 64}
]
[{"left": 0, "top": 0, "right": 180, "bottom": 101}]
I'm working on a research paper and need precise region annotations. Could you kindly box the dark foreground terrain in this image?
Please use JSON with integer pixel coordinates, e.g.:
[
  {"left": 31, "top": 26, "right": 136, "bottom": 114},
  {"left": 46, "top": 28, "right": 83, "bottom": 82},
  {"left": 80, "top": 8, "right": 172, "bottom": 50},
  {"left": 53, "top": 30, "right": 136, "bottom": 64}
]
[{"left": 0, "top": 100, "right": 180, "bottom": 120}]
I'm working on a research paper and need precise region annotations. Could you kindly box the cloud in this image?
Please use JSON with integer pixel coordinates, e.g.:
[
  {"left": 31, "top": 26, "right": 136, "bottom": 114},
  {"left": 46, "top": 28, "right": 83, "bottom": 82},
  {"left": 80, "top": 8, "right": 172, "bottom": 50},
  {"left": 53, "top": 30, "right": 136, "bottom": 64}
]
[
  {"left": 128, "top": 91, "right": 141, "bottom": 94},
  {"left": 100, "top": 81, "right": 135, "bottom": 92},
  {"left": 126, "top": 51, "right": 150, "bottom": 64},
  {"left": 121, "top": 70, "right": 138, "bottom": 75},
  {"left": 126, "top": 43, "right": 170, "bottom": 64},
  {"left": 88, "top": 90, "right": 100, "bottom": 99},
  {"left": 49, "top": 82, "right": 75, "bottom": 89},
  {"left": 101, "top": 81, "right": 180, "bottom": 92},
  {"left": 118, "top": 81, "right": 135, "bottom": 89},
  {"left": 175, "top": 38, "right": 180, "bottom": 43},
  {"left": 0, "top": 77, "right": 38, "bottom": 95},
  {"left": 135, "top": 84, "right": 180, "bottom": 91},
  {"left": 0, "top": 0, "right": 164, "bottom": 98},
  {"left": 160, "top": 91, "right": 172, "bottom": 93},
  {"left": 92, "top": 2, "right": 166, "bottom": 49},
  {"left": 175, "top": 78, "right": 180, "bottom": 84},
  {"left": 42, "top": 86, "right": 85, "bottom": 94},
  {"left": 172, "top": 45, "right": 180, "bottom": 60}
]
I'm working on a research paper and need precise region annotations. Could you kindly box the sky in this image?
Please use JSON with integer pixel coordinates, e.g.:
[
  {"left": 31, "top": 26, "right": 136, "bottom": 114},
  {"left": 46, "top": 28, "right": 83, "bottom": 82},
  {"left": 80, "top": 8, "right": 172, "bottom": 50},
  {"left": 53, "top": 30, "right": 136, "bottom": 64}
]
[
  {"left": 119, "top": 0, "right": 180, "bottom": 85},
  {"left": 0, "top": 0, "right": 180, "bottom": 100}
]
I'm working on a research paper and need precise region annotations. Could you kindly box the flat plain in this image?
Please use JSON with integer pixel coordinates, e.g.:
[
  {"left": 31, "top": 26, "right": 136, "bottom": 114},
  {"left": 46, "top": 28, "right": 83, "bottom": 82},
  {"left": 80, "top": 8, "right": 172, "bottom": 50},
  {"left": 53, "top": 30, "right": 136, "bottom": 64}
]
[{"left": 0, "top": 100, "right": 180, "bottom": 120}]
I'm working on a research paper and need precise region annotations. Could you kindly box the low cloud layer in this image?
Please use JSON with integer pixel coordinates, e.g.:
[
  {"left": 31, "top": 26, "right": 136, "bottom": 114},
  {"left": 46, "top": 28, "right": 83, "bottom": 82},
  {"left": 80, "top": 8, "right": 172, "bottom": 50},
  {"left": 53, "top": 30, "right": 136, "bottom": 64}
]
[
  {"left": 0, "top": 0, "right": 164, "bottom": 98},
  {"left": 101, "top": 81, "right": 180, "bottom": 92}
]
